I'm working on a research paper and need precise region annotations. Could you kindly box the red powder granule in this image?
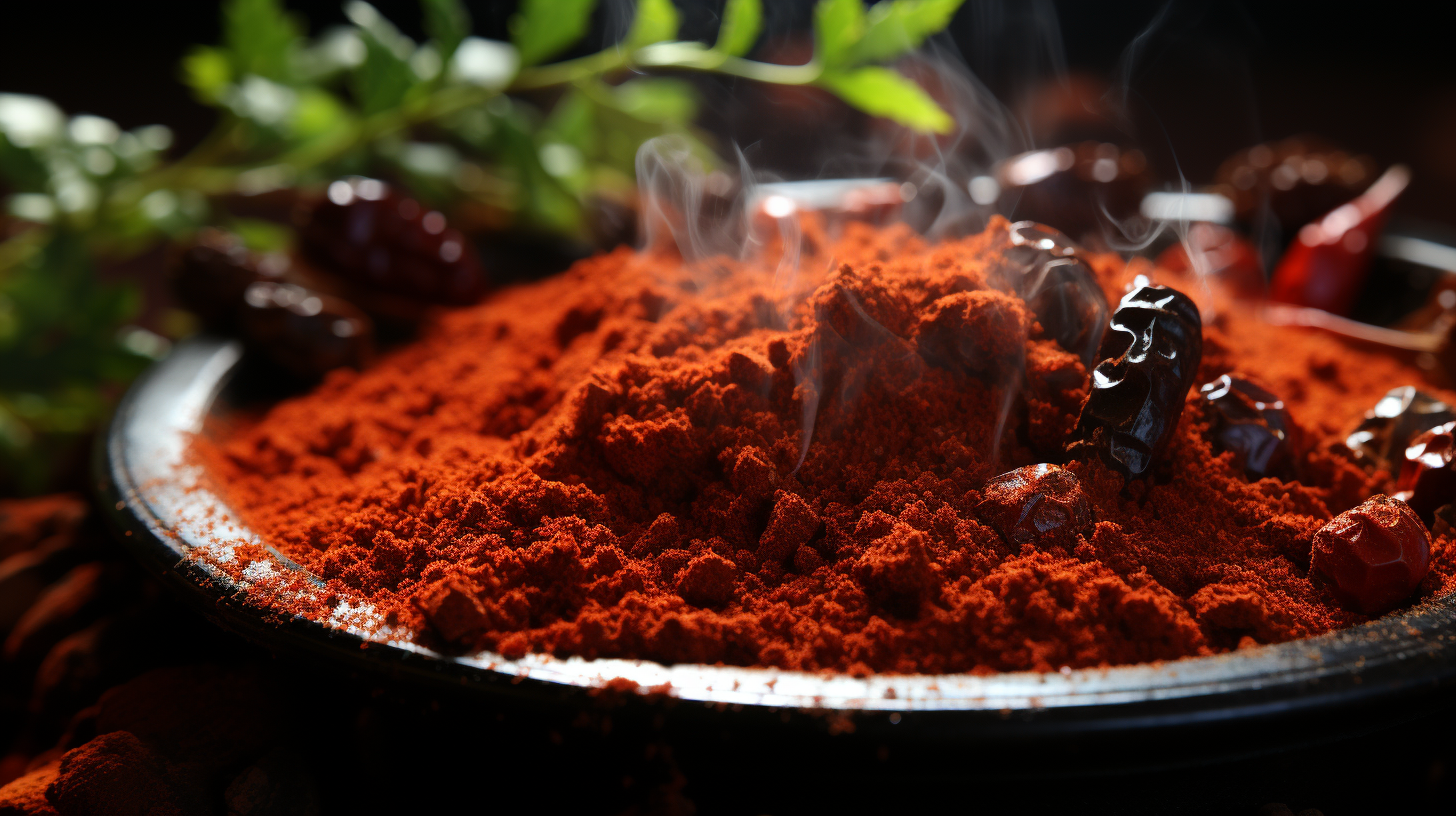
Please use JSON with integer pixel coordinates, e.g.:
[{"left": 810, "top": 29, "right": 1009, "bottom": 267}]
[
  {"left": 0, "top": 760, "right": 59, "bottom": 815},
  {"left": 45, "top": 731, "right": 183, "bottom": 816},
  {"left": 197, "top": 216, "right": 1456, "bottom": 674}
]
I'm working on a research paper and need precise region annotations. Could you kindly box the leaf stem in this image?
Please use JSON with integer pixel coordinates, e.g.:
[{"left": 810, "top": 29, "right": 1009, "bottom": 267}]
[
  {"left": 713, "top": 55, "right": 822, "bottom": 85},
  {"left": 510, "top": 48, "right": 631, "bottom": 91},
  {"left": 512, "top": 42, "right": 821, "bottom": 91},
  {"left": 115, "top": 42, "right": 823, "bottom": 205},
  {"left": 634, "top": 44, "right": 822, "bottom": 85},
  {"left": 135, "top": 84, "right": 500, "bottom": 198}
]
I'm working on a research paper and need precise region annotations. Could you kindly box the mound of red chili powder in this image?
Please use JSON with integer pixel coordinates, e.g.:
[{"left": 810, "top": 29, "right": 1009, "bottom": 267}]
[{"left": 198, "top": 216, "right": 1456, "bottom": 674}]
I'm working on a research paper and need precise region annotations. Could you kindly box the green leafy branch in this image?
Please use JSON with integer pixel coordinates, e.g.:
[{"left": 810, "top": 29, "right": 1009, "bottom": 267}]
[
  {"left": 0, "top": 0, "right": 965, "bottom": 493},
  {"left": 157, "top": 0, "right": 961, "bottom": 204}
]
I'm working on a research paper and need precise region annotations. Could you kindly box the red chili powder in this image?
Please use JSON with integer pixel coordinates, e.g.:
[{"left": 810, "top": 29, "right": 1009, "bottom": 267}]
[{"left": 197, "top": 216, "right": 1456, "bottom": 674}]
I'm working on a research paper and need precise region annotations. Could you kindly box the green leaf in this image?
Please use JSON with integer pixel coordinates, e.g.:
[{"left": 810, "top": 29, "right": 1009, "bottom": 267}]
[
  {"left": 294, "top": 29, "right": 368, "bottom": 83},
  {"left": 493, "top": 110, "right": 581, "bottom": 232},
  {"left": 182, "top": 47, "right": 233, "bottom": 104},
  {"left": 346, "top": 2, "right": 417, "bottom": 58},
  {"left": 813, "top": 0, "right": 866, "bottom": 68},
  {"left": 352, "top": 28, "right": 417, "bottom": 115},
  {"left": 818, "top": 66, "right": 952, "bottom": 133},
  {"left": 566, "top": 80, "right": 708, "bottom": 176},
  {"left": 714, "top": 0, "right": 762, "bottom": 57},
  {"left": 222, "top": 0, "right": 302, "bottom": 82},
  {"left": 848, "top": 0, "right": 963, "bottom": 64},
  {"left": 225, "top": 75, "right": 298, "bottom": 127},
  {"left": 0, "top": 135, "right": 50, "bottom": 192},
  {"left": 626, "top": 0, "right": 680, "bottom": 50},
  {"left": 229, "top": 218, "right": 294, "bottom": 252},
  {"left": 288, "top": 87, "right": 351, "bottom": 141},
  {"left": 613, "top": 78, "right": 696, "bottom": 124},
  {"left": 542, "top": 89, "right": 596, "bottom": 154},
  {"left": 511, "top": 0, "right": 596, "bottom": 67},
  {"left": 0, "top": 232, "right": 148, "bottom": 424},
  {"left": 421, "top": 0, "right": 471, "bottom": 63},
  {"left": 448, "top": 38, "right": 519, "bottom": 88}
]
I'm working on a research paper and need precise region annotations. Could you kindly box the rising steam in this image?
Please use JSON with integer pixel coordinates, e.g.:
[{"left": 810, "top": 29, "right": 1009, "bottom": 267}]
[{"left": 630, "top": 4, "right": 1245, "bottom": 473}]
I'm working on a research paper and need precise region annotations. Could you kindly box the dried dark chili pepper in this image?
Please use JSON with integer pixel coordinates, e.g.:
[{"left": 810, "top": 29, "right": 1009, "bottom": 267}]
[
  {"left": 1199, "top": 374, "right": 1298, "bottom": 480},
  {"left": 975, "top": 464, "right": 1093, "bottom": 547},
  {"left": 172, "top": 229, "right": 375, "bottom": 379},
  {"left": 1071, "top": 282, "right": 1203, "bottom": 479},
  {"left": 997, "top": 221, "right": 1109, "bottom": 369},
  {"left": 171, "top": 228, "right": 287, "bottom": 331},
  {"left": 238, "top": 282, "right": 374, "bottom": 379},
  {"left": 1212, "top": 137, "right": 1379, "bottom": 233},
  {"left": 1345, "top": 386, "right": 1454, "bottom": 474},
  {"left": 299, "top": 177, "right": 488, "bottom": 305},
  {"left": 1397, "top": 421, "right": 1456, "bottom": 525},
  {"left": 994, "top": 142, "right": 1152, "bottom": 237}
]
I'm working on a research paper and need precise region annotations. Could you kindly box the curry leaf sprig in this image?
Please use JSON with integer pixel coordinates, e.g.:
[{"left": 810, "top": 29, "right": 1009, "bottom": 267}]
[{"left": 0, "top": 0, "right": 965, "bottom": 493}]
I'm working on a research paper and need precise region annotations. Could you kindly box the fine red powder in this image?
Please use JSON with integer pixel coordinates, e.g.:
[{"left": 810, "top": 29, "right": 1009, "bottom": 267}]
[{"left": 196, "top": 216, "right": 1456, "bottom": 674}]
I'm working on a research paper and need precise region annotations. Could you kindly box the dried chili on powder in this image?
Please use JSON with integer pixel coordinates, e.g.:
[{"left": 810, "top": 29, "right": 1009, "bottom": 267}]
[{"left": 198, "top": 216, "right": 1456, "bottom": 674}]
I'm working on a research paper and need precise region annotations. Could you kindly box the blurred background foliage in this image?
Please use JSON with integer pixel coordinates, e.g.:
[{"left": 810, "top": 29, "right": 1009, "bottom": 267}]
[
  {"left": 0, "top": 0, "right": 967, "bottom": 495},
  {"left": 4, "top": 0, "right": 1456, "bottom": 496}
]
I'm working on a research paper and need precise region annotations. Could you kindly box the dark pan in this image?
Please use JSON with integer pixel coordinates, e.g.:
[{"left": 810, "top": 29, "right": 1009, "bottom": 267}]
[{"left": 96, "top": 230, "right": 1456, "bottom": 744}]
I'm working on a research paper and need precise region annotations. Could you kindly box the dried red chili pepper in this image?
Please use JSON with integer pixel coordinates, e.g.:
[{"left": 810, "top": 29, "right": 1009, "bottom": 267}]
[
  {"left": 975, "top": 464, "right": 1092, "bottom": 547},
  {"left": 1268, "top": 165, "right": 1410, "bottom": 315},
  {"left": 1310, "top": 495, "right": 1430, "bottom": 615}
]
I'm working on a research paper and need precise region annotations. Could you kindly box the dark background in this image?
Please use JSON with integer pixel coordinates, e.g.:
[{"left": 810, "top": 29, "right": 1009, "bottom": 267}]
[
  {"left": 2, "top": 1, "right": 1453, "bottom": 226},
  {"left": 3, "top": 3, "right": 1456, "bottom": 814}
]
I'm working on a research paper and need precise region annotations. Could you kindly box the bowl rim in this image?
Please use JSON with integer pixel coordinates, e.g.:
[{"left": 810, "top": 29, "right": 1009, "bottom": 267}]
[{"left": 99, "top": 333, "right": 1456, "bottom": 726}]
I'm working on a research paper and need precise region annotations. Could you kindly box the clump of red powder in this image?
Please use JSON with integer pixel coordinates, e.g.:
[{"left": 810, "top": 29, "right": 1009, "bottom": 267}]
[{"left": 198, "top": 217, "right": 1456, "bottom": 674}]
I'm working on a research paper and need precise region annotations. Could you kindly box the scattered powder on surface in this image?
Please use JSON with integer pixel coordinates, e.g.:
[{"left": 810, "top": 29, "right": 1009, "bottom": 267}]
[{"left": 196, "top": 216, "right": 1456, "bottom": 674}]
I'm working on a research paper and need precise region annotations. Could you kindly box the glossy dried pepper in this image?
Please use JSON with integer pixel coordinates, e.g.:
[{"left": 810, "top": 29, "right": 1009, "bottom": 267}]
[
  {"left": 994, "top": 142, "right": 1152, "bottom": 238},
  {"left": 1071, "top": 282, "right": 1203, "bottom": 479},
  {"left": 238, "top": 282, "right": 374, "bottom": 379},
  {"left": 1310, "top": 494, "right": 1430, "bottom": 615},
  {"left": 975, "top": 464, "right": 1092, "bottom": 547},
  {"left": 1267, "top": 165, "right": 1409, "bottom": 316},
  {"left": 998, "top": 221, "right": 1109, "bottom": 369},
  {"left": 1345, "top": 386, "right": 1454, "bottom": 474},
  {"left": 299, "top": 177, "right": 488, "bottom": 305},
  {"left": 1199, "top": 374, "right": 1298, "bottom": 480},
  {"left": 171, "top": 228, "right": 287, "bottom": 331},
  {"left": 1397, "top": 421, "right": 1456, "bottom": 524}
]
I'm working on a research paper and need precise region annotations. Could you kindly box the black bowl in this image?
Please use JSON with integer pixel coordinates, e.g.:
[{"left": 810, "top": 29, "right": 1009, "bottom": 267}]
[{"left": 96, "top": 238, "right": 1456, "bottom": 751}]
